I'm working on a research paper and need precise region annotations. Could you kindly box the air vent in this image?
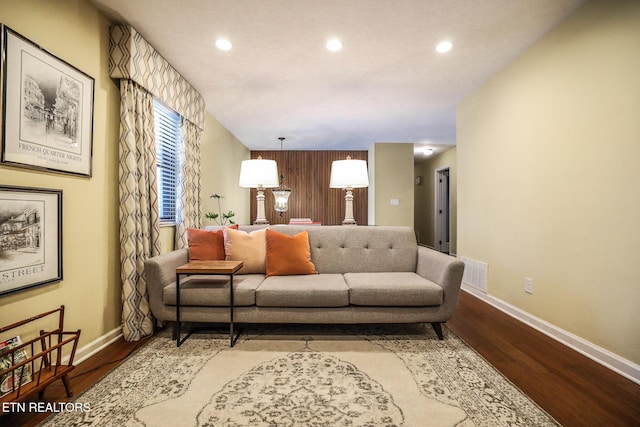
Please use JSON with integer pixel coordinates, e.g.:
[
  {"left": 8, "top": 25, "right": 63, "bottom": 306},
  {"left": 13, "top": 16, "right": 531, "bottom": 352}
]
[{"left": 460, "top": 257, "right": 488, "bottom": 293}]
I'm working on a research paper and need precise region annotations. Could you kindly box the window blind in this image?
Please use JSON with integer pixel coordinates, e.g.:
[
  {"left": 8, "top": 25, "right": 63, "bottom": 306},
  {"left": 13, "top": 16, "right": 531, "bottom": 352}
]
[{"left": 153, "top": 99, "right": 181, "bottom": 223}]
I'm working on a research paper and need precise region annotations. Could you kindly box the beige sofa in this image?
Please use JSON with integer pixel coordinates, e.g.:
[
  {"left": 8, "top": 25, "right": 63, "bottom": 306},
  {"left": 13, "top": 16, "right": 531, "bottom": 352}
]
[{"left": 144, "top": 225, "right": 464, "bottom": 339}]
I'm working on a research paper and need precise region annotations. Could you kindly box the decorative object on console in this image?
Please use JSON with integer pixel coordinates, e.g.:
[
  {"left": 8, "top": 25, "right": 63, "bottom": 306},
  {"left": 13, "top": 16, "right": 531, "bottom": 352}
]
[
  {"left": 239, "top": 157, "right": 279, "bottom": 224},
  {"left": 205, "top": 193, "right": 235, "bottom": 225},
  {"left": 265, "top": 229, "right": 317, "bottom": 277},
  {"left": 272, "top": 137, "right": 291, "bottom": 217},
  {"left": 289, "top": 218, "right": 320, "bottom": 225},
  {"left": 330, "top": 156, "right": 369, "bottom": 225}
]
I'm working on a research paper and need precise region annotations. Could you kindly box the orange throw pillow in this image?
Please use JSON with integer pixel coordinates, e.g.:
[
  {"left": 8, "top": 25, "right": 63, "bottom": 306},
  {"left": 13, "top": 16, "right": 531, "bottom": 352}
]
[
  {"left": 187, "top": 225, "right": 238, "bottom": 261},
  {"left": 266, "top": 229, "right": 317, "bottom": 277},
  {"left": 223, "top": 227, "right": 268, "bottom": 274}
]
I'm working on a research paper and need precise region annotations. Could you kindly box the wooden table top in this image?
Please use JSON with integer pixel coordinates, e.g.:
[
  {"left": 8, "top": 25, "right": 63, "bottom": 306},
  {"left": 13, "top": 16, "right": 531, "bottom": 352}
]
[{"left": 176, "top": 260, "right": 244, "bottom": 274}]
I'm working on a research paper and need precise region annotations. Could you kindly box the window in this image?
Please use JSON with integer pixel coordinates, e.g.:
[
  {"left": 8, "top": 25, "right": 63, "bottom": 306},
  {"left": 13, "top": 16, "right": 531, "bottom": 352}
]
[{"left": 153, "top": 99, "right": 181, "bottom": 223}]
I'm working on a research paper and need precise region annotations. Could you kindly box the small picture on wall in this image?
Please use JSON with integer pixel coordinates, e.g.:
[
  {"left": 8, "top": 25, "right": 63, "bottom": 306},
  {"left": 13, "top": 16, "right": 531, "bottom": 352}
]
[
  {"left": 0, "top": 185, "right": 62, "bottom": 296},
  {"left": 1, "top": 24, "right": 94, "bottom": 177}
]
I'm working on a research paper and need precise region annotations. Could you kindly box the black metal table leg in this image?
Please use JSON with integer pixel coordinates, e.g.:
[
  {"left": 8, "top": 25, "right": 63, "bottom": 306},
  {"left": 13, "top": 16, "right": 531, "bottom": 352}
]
[
  {"left": 175, "top": 261, "right": 242, "bottom": 348},
  {"left": 176, "top": 272, "right": 181, "bottom": 347},
  {"left": 229, "top": 273, "right": 234, "bottom": 347}
]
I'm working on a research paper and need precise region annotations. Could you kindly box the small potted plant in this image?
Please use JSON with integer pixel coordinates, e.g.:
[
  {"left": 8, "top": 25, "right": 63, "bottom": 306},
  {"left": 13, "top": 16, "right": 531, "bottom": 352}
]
[{"left": 205, "top": 193, "right": 235, "bottom": 225}]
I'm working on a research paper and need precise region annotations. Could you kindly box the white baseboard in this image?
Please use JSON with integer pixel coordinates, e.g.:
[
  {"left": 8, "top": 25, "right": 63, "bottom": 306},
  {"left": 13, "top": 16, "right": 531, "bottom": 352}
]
[
  {"left": 461, "top": 285, "right": 640, "bottom": 385},
  {"left": 64, "top": 326, "right": 123, "bottom": 365}
]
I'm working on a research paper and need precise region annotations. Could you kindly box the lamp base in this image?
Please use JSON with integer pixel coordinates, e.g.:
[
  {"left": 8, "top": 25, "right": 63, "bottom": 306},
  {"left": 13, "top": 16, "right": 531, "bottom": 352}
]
[
  {"left": 253, "top": 188, "right": 270, "bottom": 225},
  {"left": 341, "top": 187, "right": 358, "bottom": 226}
]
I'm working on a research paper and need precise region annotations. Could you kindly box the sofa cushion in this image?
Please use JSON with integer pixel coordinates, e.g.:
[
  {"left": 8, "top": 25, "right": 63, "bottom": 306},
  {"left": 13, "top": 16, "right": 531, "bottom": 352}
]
[
  {"left": 187, "top": 225, "right": 238, "bottom": 261},
  {"left": 237, "top": 225, "right": 418, "bottom": 274},
  {"left": 163, "top": 274, "right": 264, "bottom": 307},
  {"left": 256, "top": 274, "right": 348, "bottom": 307},
  {"left": 344, "top": 272, "right": 443, "bottom": 306},
  {"left": 223, "top": 227, "right": 267, "bottom": 274},
  {"left": 266, "top": 229, "right": 317, "bottom": 277},
  {"left": 307, "top": 226, "right": 418, "bottom": 274}
]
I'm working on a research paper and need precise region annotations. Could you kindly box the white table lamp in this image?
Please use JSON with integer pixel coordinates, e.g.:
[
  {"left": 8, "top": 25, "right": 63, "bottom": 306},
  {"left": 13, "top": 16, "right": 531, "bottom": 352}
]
[
  {"left": 330, "top": 156, "right": 369, "bottom": 225},
  {"left": 239, "top": 157, "right": 279, "bottom": 224}
]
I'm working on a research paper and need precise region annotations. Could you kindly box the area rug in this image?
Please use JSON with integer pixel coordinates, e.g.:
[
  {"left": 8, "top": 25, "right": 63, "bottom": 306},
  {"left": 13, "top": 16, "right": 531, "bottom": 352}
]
[{"left": 40, "top": 324, "right": 558, "bottom": 426}]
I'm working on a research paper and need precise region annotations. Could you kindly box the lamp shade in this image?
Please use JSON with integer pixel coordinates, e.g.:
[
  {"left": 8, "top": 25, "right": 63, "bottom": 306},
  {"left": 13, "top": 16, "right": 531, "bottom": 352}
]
[
  {"left": 238, "top": 158, "right": 279, "bottom": 188},
  {"left": 330, "top": 159, "right": 369, "bottom": 188}
]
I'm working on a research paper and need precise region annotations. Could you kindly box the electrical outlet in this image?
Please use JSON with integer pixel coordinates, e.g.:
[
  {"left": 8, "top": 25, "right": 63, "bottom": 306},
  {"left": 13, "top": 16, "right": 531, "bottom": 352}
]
[{"left": 525, "top": 278, "right": 534, "bottom": 294}]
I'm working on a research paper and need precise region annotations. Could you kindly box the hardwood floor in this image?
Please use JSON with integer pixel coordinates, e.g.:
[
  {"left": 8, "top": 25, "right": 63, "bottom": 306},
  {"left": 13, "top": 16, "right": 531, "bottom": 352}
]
[
  {"left": 448, "top": 291, "right": 640, "bottom": 426},
  {"left": 1, "top": 337, "right": 150, "bottom": 427},
  {"left": 4, "top": 291, "right": 639, "bottom": 426}
]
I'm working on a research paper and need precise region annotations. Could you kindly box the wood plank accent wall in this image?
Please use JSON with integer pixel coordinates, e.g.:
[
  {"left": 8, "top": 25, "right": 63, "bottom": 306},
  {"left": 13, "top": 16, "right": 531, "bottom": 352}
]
[{"left": 249, "top": 151, "right": 368, "bottom": 225}]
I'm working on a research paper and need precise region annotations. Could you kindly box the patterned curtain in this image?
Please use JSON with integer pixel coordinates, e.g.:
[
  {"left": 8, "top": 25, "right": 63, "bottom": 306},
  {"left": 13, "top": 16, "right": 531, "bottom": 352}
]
[
  {"left": 175, "top": 118, "right": 203, "bottom": 249},
  {"left": 111, "top": 25, "right": 206, "bottom": 340},
  {"left": 110, "top": 26, "right": 205, "bottom": 129},
  {"left": 119, "top": 79, "right": 161, "bottom": 341}
]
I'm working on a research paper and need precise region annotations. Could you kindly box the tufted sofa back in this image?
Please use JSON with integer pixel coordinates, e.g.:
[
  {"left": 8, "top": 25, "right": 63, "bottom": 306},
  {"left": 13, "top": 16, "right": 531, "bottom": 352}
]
[{"left": 236, "top": 225, "right": 418, "bottom": 274}]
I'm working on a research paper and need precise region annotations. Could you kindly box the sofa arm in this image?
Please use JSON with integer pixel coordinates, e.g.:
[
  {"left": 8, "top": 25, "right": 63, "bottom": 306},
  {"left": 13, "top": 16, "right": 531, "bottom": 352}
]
[
  {"left": 144, "top": 248, "right": 189, "bottom": 320},
  {"left": 416, "top": 246, "right": 465, "bottom": 319}
]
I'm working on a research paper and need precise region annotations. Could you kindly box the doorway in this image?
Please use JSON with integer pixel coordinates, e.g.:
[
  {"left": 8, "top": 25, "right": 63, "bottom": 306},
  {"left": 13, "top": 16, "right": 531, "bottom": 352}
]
[{"left": 435, "top": 167, "right": 450, "bottom": 253}]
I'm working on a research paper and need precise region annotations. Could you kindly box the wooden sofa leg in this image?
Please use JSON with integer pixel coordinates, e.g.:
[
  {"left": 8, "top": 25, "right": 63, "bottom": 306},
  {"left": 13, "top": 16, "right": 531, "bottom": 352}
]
[
  {"left": 431, "top": 322, "right": 444, "bottom": 340},
  {"left": 62, "top": 373, "right": 74, "bottom": 397}
]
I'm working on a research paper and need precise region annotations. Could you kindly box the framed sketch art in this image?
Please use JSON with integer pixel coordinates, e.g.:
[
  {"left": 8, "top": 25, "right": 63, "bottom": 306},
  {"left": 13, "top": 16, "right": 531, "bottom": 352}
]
[
  {"left": 1, "top": 25, "right": 94, "bottom": 177},
  {"left": 0, "top": 185, "right": 62, "bottom": 296}
]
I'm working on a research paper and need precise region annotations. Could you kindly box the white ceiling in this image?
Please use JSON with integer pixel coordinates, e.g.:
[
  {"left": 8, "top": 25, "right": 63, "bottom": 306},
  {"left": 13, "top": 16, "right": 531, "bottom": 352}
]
[{"left": 92, "top": 0, "right": 584, "bottom": 152}]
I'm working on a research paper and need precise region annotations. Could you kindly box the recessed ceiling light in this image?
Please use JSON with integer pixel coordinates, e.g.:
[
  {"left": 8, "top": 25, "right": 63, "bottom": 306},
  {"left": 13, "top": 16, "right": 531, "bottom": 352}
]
[
  {"left": 326, "top": 38, "right": 343, "bottom": 52},
  {"left": 436, "top": 40, "right": 453, "bottom": 53},
  {"left": 215, "top": 38, "right": 232, "bottom": 51}
]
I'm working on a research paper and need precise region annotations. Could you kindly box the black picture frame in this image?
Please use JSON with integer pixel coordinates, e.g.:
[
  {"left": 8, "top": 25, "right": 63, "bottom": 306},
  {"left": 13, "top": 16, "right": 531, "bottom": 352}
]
[
  {"left": 0, "top": 185, "right": 62, "bottom": 296},
  {"left": 1, "top": 24, "right": 94, "bottom": 177}
]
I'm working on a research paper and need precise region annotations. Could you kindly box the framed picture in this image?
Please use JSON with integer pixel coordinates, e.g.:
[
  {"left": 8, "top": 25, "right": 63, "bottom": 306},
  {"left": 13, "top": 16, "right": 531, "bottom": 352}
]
[
  {"left": 1, "top": 25, "right": 94, "bottom": 177},
  {"left": 0, "top": 185, "right": 62, "bottom": 296}
]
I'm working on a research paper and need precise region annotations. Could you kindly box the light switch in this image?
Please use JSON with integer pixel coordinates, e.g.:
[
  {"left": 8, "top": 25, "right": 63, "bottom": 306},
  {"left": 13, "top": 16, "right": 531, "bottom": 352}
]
[{"left": 390, "top": 198, "right": 400, "bottom": 206}]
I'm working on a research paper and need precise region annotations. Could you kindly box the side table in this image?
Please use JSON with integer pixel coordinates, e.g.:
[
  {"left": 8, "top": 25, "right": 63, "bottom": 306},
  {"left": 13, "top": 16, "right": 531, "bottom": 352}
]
[{"left": 175, "top": 260, "right": 243, "bottom": 347}]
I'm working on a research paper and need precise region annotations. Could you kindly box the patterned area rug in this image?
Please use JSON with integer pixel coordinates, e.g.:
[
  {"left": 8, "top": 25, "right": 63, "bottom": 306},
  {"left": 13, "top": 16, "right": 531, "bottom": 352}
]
[{"left": 40, "top": 324, "right": 558, "bottom": 426}]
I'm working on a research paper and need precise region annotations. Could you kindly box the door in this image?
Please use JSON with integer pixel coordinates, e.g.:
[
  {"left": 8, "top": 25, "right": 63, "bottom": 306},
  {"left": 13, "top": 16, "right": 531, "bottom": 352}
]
[{"left": 435, "top": 168, "right": 450, "bottom": 253}]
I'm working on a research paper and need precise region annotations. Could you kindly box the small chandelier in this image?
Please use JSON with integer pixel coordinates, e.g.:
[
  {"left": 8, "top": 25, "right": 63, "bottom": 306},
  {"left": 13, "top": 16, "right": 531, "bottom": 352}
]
[{"left": 272, "top": 137, "right": 291, "bottom": 216}]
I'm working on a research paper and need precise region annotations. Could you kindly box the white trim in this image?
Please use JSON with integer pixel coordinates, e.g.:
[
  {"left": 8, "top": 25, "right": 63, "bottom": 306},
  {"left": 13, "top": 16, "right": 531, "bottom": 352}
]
[
  {"left": 461, "top": 285, "right": 640, "bottom": 385},
  {"left": 62, "top": 326, "right": 123, "bottom": 365}
]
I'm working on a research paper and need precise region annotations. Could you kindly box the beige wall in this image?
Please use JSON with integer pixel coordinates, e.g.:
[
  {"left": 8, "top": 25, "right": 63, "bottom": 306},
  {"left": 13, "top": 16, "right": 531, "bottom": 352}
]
[
  {"left": 369, "top": 143, "right": 414, "bottom": 226},
  {"left": 158, "top": 112, "right": 250, "bottom": 253},
  {"left": 457, "top": 0, "right": 640, "bottom": 363},
  {"left": 367, "top": 144, "right": 376, "bottom": 225},
  {"left": 0, "top": 1, "right": 250, "bottom": 351},
  {"left": 200, "top": 113, "right": 251, "bottom": 227},
  {"left": 0, "top": 0, "right": 121, "bottom": 347},
  {"left": 414, "top": 147, "right": 457, "bottom": 253}
]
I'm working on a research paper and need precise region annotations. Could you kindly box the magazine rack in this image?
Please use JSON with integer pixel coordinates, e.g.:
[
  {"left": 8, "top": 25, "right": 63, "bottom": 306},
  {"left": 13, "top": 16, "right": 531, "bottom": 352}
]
[{"left": 0, "top": 305, "right": 81, "bottom": 409}]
